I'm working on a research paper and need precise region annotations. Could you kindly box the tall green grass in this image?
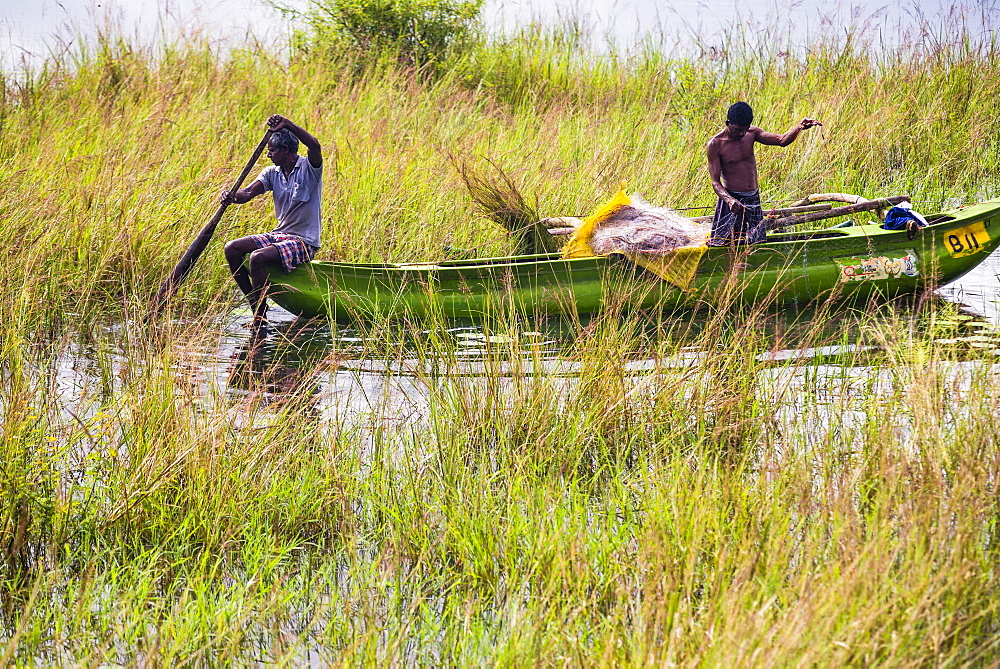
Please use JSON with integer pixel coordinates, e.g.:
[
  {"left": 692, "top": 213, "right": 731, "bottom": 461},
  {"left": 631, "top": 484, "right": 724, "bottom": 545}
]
[
  {"left": 2, "top": 17, "right": 998, "bottom": 325},
  {"left": 2, "top": 13, "right": 1000, "bottom": 664},
  {"left": 4, "top": 302, "right": 1000, "bottom": 663}
]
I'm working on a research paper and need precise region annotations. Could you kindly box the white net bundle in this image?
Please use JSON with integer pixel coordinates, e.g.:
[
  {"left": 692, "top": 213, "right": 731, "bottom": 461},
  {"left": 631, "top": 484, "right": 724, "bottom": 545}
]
[{"left": 584, "top": 195, "right": 709, "bottom": 255}]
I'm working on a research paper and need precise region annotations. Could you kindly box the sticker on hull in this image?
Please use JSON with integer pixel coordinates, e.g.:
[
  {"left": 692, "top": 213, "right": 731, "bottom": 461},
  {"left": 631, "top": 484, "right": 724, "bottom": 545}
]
[
  {"left": 944, "top": 221, "right": 989, "bottom": 258},
  {"left": 836, "top": 250, "right": 919, "bottom": 283}
]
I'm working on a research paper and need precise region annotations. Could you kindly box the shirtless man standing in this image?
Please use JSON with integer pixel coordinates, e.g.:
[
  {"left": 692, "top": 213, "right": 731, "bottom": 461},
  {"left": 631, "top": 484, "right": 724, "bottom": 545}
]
[{"left": 707, "top": 101, "right": 822, "bottom": 246}]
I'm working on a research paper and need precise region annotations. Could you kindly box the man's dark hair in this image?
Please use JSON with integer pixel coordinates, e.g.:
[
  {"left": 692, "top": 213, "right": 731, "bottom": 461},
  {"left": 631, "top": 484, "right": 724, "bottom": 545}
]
[
  {"left": 270, "top": 129, "right": 299, "bottom": 154},
  {"left": 727, "top": 101, "right": 753, "bottom": 127}
]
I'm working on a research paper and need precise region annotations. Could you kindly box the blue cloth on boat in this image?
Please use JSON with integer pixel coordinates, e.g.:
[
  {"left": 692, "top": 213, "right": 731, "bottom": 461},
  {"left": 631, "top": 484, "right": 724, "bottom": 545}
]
[{"left": 882, "top": 202, "right": 928, "bottom": 230}]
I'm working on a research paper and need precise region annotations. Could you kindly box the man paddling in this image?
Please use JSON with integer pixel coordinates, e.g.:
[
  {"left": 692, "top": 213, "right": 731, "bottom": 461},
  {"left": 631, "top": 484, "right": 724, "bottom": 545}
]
[
  {"left": 707, "top": 101, "right": 821, "bottom": 246},
  {"left": 222, "top": 114, "right": 323, "bottom": 327}
]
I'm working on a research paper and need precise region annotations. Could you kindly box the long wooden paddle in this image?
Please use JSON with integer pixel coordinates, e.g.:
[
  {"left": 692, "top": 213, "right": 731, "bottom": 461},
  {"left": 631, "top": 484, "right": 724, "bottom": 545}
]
[{"left": 152, "top": 129, "right": 273, "bottom": 311}]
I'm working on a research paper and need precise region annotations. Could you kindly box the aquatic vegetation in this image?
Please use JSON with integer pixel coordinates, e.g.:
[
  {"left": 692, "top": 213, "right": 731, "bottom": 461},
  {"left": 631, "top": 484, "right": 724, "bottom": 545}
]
[
  {"left": 3, "top": 301, "right": 1000, "bottom": 663},
  {"left": 1, "top": 9, "right": 1000, "bottom": 665}
]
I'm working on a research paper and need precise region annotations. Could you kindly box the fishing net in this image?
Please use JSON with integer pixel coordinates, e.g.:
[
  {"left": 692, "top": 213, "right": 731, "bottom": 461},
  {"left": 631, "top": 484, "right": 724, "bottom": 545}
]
[{"left": 561, "top": 187, "right": 710, "bottom": 290}]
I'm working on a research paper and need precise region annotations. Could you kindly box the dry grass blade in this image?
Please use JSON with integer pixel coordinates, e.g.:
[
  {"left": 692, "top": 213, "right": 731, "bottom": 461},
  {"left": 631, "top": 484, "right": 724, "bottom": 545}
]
[{"left": 455, "top": 158, "right": 558, "bottom": 255}]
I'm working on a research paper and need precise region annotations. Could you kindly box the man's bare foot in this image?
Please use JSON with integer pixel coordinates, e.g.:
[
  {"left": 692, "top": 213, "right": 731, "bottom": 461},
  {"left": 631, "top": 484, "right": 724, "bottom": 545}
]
[{"left": 250, "top": 314, "right": 270, "bottom": 334}]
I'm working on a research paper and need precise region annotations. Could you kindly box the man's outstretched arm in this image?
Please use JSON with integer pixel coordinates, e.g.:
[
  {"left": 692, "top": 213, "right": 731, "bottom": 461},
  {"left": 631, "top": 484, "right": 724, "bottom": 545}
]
[
  {"left": 756, "top": 118, "right": 822, "bottom": 147},
  {"left": 221, "top": 179, "right": 266, "bottom": 206}
]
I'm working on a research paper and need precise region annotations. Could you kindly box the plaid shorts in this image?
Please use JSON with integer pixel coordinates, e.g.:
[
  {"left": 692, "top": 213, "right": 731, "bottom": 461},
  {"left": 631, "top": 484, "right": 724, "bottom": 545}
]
[{"left": 249, "top": 233, "right": 317, "bottom": 273}]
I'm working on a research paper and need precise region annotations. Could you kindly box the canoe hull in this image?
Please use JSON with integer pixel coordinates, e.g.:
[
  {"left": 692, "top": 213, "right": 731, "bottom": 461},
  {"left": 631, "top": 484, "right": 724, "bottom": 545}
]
[{"left": 266, "top": 200, "right": 1000, "bottom": 321}]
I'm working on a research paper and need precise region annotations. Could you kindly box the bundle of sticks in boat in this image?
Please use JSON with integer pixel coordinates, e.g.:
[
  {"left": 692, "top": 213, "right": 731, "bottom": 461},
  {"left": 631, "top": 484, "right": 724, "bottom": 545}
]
[{"left": 739, "top": 193, "right": 911, "bottom": 231}]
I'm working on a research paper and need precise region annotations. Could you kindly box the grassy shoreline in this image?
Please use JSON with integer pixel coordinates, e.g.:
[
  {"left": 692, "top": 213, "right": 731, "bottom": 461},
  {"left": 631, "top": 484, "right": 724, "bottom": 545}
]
[
  {"left": 2, "top": 16, "right": 1000, "bottom": 664},
  {"left": 2, "top": 17, "right": 999, "bottom": 323}
]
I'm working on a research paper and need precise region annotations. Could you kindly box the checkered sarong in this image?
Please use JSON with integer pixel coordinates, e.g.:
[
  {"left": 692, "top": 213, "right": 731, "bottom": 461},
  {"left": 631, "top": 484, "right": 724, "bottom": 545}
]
[
  {"left": 707, "top": 189, "right": 765, "bottom": 246},
  {"left": 249, "top": 232, "right": 317, "bottom": 273}
]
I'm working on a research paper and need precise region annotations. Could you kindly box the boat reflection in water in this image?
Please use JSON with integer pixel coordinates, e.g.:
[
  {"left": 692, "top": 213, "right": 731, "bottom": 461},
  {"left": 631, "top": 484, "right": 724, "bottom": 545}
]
[
  {"left": 215, "top": 287, "right": 1000, "bottom": 439},
  {"left": 227, "top": 318, "right": 331, "bottom": 416},
  {"left": 222, "top": 293, "right": 986, "bottom": 386}
]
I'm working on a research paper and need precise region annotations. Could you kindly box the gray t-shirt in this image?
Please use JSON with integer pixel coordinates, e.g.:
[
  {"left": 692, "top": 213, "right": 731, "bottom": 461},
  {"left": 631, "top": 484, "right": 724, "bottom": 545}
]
[{"left": 254, "top": 155, "right": 322, "bottom": 248}]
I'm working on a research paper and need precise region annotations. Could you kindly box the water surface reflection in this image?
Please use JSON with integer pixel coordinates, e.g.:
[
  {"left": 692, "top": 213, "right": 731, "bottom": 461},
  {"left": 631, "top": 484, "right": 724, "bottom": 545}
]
[
  {"left": 43, "top": 248, "right": 1000, "bottom": 429},
  {"left": 206, "top": 245, "right": 1000, "bottom": 425}
]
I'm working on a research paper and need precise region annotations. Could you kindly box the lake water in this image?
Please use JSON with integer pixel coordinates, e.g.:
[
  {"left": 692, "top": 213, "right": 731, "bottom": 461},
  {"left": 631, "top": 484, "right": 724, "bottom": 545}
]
[
  {"left": 43, "top": 244, "right": 1000, "bottom": 440},
  {"left": 209, "top": 254, "right": 1000, "bottom": 440}
]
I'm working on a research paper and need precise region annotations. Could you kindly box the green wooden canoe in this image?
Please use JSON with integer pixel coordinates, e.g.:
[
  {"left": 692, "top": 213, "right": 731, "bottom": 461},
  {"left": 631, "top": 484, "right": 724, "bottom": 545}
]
[{"left": 265, "top": 199, "right": 1000, "bottom": 321}]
